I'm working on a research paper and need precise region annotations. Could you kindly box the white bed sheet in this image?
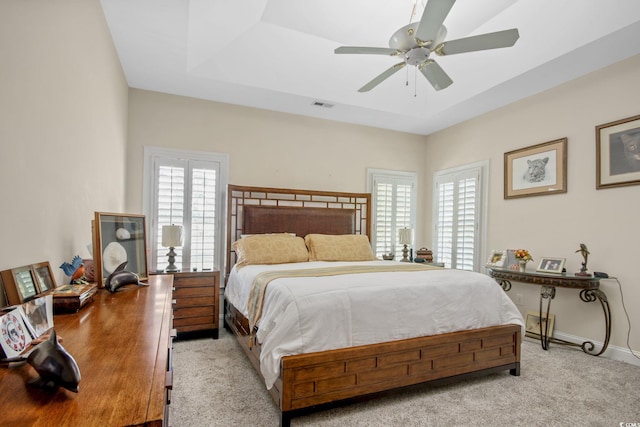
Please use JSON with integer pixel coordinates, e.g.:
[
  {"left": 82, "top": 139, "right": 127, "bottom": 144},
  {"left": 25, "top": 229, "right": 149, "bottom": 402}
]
[{"left": 225, "top": 261, "right": 524, "bottom": 389}]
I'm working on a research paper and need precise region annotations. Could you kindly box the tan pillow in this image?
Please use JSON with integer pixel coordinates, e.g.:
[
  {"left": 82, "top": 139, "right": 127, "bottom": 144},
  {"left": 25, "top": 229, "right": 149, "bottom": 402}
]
[
  {"left": 304, "top": 234, "right": 376, "bottom": 261},
  {"left": 232, "top": 233, "right": 309, "bottom": 268}
]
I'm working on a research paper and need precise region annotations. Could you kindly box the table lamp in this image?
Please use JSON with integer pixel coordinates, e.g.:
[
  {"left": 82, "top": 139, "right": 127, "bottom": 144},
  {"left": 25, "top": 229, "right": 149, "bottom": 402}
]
[
  {"left": 162, "top": 225, "right": 183, "bottom": 272},
  {"left": 399, "top": 228, "right": 413, "bottom": 262}
]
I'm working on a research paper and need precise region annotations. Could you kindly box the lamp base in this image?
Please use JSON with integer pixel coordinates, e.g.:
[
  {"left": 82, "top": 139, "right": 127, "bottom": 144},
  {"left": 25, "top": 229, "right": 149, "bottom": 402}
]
[
  {"left": 165, "top": 247, "right": 179, "bottom": 273},
  {"left": 400, "top": 244, "right": 410, "bottom": 262}
]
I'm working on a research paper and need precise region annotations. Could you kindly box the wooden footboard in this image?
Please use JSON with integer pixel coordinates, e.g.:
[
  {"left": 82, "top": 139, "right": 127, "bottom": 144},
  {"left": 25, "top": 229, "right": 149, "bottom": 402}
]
[{"left": 225, "top": 300, "right": 521, "bottom": 426}]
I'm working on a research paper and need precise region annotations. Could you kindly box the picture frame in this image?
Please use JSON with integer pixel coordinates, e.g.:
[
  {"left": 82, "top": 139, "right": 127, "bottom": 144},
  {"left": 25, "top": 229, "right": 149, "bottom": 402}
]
[
  {"left": 504, "top": 138, "right": 567, "bottom": 199},
  {"left": 486, "top": 249, "right": 506, "bottom": 268},
  {"left": 536, "top": 257, "right": 566, "bottom": 274},
  {"left": 596, "top": 114, "right": 640, "bottom": 189},
  {"left": 93, "top": 212, "right": 148, "bottom": 288},
  {"left": 0, "top": 265, "right": 40, "bottom": 305},
  {"left": 525, "top": 311, "right": 555, "bottom": 339},
  {"left": 31, "top": 261, "right": 57, "bottom": 293}
]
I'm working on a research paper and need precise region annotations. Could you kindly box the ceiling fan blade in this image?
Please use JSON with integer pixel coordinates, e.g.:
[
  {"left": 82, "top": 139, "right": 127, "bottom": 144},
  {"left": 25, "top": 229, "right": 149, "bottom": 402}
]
[
  {"left": 419, "top": 60, "right": 453, "bottom": 91},
  {"left": 358, "top": 62, "right": 407, "bottom": 92},
  {"left": 335, "top": 46, "right": 400, "bottom": 56},
  {"left": 435, "top": 28, "right": 520, "bottom": 55},
  {"left": 415, "top": 0, "right": 456, "bottom": 46}
]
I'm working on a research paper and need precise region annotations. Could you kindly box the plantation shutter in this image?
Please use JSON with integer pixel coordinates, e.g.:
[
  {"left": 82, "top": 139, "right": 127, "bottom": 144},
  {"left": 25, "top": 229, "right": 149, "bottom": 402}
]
[
  {"left": 371, "top": 172, "right": 416, "bottom": 259},
  {"left": 434, "top": 167, "right": 481, "bottom": 271},
  {"left": 151, "top": 157, "right": 221, "bottom": 272}
]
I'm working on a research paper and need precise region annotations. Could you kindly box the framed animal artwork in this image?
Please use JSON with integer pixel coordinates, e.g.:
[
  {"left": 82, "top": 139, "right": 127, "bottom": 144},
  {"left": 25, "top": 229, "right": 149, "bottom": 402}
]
[
  {"left": 596, "top": 114, "right": 640, "bottom": 189},
  {"left": 504, "top": 138, "right": 567, "bottom": 199}
]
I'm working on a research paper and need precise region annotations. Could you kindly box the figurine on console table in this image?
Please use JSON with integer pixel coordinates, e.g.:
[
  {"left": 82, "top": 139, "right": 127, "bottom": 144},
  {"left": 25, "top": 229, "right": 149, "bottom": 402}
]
[{"left": 575, "top": 243, "right": 592, "bottom": 276}]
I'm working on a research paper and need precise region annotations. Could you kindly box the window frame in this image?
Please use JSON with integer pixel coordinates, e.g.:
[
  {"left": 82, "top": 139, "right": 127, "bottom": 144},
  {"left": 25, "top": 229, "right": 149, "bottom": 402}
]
[
  {"left": 143, "top": 146, "right": 229, "bottom": 273},
  {"left": 432, "top": 160, "right": 489, "bottom": 271},
  {"left": 367, "top": 168, "right": 418, "bottom": 259}
]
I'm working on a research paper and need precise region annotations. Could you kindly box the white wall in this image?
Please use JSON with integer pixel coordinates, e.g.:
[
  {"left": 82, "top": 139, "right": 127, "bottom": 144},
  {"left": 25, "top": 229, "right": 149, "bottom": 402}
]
[
  {"left": 125, "top": 88, "right": 429, "bottom": 240},
  {"left": 424, "top": 54, "right": 640, "bottom": 356},
  {"left": 0, "top": 0, "right": 128, "bottom": 297}
]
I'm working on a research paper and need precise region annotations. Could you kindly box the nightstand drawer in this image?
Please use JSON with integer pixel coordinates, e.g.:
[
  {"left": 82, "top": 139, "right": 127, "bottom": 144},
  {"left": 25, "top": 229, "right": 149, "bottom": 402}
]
[
  {"left": 174, "top": 306, "right": 213, "bottom": 318},
  {"left": 173, "top": 315, "right": 215, "bottom": 328},
  {"left": 172, "top": 276, "right": 214, "bottom": 287},
  {"left": 173, "top": 286, "right": 216, "bottom": 298},
  {"left": 173, "top": 296, "right": 215, "bottom": 308}
]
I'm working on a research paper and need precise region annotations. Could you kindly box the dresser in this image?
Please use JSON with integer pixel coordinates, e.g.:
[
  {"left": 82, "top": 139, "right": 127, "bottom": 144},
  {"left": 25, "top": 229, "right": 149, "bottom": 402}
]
[
  {"left": 172, "top": 271, "right": 220, "bottom": 339},
  {"left": 0, "top": 274, "right": 174, "bottom": 427}
]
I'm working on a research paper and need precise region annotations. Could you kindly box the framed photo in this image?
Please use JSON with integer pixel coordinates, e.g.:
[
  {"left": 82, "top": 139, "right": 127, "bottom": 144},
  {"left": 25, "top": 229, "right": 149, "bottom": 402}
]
[
  {"left": 536, "top": 257, "right": 566, "bottom": 274},
  {"left": 31, "top": 261, "right": 57, "bottom": 293},
  {"left": 596, "top": 114, "right": 640, "bottom": 189},
  {"left": 525, "top": 311, "right": 555, "bottom": 339},
  {"left": 93, "top": 212, "right": 148, "bottom": 288},
  {"left": 504, "top": 138, "right": 567, "bottom": 199},
  {"left": 486, "top": 249, "right": 506, "bottom": 268},
  {"left": 0, "top": 265, "right": 39, "bottom": 305}
]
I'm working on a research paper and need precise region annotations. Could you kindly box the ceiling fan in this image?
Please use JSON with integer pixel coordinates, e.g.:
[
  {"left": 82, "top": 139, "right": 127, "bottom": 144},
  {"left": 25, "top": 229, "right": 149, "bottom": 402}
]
[{"left": 335, "top": 0, "right": 520, "bottom": 92}]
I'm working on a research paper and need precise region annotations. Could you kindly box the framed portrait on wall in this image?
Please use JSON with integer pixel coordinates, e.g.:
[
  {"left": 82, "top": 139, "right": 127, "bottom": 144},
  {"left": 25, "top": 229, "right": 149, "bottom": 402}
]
[
  {"left": 93, "top": 212, "right": 148, "bottom": 287},
  {"left": 596, "top": 114, "right": 640, "bottom": 189},
  {"left": 504, "top": 138, "right": 567, "bottom": 199}
]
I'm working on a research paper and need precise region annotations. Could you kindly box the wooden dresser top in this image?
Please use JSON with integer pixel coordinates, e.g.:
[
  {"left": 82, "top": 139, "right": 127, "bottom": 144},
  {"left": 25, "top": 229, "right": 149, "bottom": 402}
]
[{"left": 0, "top": 274, "right": 173, "bottom": 427}]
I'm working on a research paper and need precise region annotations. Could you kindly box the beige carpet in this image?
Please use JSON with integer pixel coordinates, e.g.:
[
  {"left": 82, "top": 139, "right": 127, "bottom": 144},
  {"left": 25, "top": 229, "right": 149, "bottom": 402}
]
[{"left": 170, "top": 328, "right": 640, "bottom": 426}]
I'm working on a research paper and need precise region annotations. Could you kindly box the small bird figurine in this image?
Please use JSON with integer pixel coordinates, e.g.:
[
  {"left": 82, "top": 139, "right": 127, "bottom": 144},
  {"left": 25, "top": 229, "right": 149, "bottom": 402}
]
[{"left": 60, "top": 255, "right": 88, "bottom": 285}]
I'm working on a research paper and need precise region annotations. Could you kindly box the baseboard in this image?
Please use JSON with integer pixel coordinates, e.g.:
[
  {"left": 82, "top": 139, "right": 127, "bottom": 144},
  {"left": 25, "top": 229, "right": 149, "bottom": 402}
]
[{"left": 541, "top": 330, "right": 640, "bottom": 367}]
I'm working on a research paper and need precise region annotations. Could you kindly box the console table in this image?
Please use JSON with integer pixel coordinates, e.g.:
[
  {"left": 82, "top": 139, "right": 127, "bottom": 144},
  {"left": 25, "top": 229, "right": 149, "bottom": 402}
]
[
  {"left": 0, "top": 274, "right": 174, "bottom": 426},
  {"left": 487, "top": 268, "right": 611, "bottom": 356}
]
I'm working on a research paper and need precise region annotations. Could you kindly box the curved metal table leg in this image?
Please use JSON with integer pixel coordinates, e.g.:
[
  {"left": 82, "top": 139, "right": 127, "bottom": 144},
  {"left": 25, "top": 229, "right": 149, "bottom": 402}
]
[
  {"left": 498, "top": 278, "right": 511, "bottom": 292},
  {"left": 538, "top": 285, "right": 556, "bottom": 350},
  {"left": 579, "top": 289, "right": 611, "bottom": 356}
]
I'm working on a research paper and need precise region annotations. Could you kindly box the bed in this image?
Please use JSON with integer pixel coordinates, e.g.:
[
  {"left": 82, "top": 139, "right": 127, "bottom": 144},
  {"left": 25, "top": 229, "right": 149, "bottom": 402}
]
[{"left": 224, "top": 185, "right": 523, "bottom": 426}]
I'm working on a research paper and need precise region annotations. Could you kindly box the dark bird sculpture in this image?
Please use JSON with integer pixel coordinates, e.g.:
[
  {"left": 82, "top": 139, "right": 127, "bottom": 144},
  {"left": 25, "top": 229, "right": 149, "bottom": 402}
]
[
  {"left": 26, "top": 329, "right": 81, "bottom": 393},
  {"left": 105, "top": 261, "right": 147, "bottom": 293},
  {"left": 60, "top": 256, "right": 87, "bottom": 284}
]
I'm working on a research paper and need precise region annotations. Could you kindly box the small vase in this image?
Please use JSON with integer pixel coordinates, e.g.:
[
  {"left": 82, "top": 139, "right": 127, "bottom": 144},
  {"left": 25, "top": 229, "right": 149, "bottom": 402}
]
[{"left": 518, "top": 260, "right": 527, "bottom": 272}]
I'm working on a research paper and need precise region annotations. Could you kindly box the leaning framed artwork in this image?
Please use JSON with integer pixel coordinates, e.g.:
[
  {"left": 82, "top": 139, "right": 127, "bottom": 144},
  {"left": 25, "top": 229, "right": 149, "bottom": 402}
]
[
  {"left": 596, "top": 114, "right": 640, "bottom": 189},
  {"left": 93, "top": 212, "right": 148, "bottom": 288},
  {"left": 31, "top": 261, "right": 57, "bottom": 293},
  {"left": 504, "top": 138, "right": 567, "bottom": 199},
  {"left": 486, "top": 249, "right": 506, "bottom": 268},
  {"left": 525, "top": 311, "right": 555, "bottom": 339}
]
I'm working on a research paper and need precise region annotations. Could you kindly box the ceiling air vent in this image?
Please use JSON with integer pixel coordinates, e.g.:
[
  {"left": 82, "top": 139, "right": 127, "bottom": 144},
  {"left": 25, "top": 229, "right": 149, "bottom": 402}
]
[{"left": 312, "top": 101, "right": 334, "bottom": 108}]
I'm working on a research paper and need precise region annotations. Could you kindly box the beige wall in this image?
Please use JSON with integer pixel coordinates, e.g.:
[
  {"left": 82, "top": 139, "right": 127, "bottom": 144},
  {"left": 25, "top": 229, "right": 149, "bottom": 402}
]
[
  {"left": 125, "top": 88, "right": 429, "bottom": 234},
  {"left": 0, "top": 0, "right": 128, "bottom": 297},
  {"left": 424, "top": 54, "right": 640, "bottom": 356}
]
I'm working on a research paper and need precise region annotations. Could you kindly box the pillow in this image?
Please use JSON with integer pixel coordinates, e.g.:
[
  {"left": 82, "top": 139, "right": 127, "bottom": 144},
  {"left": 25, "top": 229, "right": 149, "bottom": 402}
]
[
  {"left": 232, "top": 233, "right": 309, "bottom": 268},
  {"left": 304, "top": 234, "right": 377, "bottom": 262}
]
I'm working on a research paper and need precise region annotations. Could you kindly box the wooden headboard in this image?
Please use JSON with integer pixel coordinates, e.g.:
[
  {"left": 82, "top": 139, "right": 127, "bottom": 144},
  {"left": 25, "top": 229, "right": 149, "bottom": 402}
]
[{"left": 226, "top": 185, "right": 371, "bottom": 279}]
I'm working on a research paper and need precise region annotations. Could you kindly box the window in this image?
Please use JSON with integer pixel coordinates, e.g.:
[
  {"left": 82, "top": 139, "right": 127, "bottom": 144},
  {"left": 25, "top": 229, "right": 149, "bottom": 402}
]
[
  {"left": 143, "top": 147, "right": 229, "bottom": 273},
  {"left": 432, "top": 161, "right": 487, "bottom": 271},
  {"left": 367, "top": 169, "right": 417, "bottom": 259}
]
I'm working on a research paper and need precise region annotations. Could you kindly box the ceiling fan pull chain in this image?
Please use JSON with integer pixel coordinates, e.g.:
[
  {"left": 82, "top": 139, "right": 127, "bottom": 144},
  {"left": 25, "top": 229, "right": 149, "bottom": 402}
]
[
  {"left": 405, "top": 60, "right": 409, "bottom": 86},
  {"left": 414, "top": 66, "right": 418, "bottom": 97}
]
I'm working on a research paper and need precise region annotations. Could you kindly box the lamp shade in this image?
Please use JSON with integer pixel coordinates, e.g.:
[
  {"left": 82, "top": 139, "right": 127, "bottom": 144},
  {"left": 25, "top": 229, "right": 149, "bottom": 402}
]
[
  {"left": 162, "top": 225, "right": 183, "bottom": 247},
  {"left": 398, "top": 228, "right": 413, "bottom": 245}
]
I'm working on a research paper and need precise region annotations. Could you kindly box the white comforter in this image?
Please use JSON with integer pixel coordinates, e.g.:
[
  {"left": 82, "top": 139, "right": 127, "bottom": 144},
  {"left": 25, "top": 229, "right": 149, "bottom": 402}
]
[{"left": 225, "top": 261, "right": 524, "bottom": 389}]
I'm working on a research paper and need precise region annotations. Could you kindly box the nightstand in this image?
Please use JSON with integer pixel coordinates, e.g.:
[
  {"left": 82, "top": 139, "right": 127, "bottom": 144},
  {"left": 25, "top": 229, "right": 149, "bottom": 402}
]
[{"left": 171, "top": 270, "right": 220, "bottom": 339}]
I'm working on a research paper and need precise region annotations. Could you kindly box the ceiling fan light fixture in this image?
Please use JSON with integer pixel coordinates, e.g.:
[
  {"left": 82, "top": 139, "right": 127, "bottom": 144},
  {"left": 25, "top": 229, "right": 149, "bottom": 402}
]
[{"left": 405, "top": 47, "right": 431, "bottom": 66}]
